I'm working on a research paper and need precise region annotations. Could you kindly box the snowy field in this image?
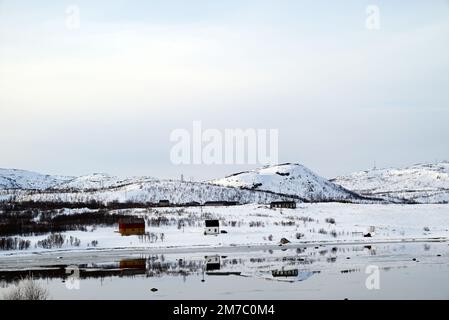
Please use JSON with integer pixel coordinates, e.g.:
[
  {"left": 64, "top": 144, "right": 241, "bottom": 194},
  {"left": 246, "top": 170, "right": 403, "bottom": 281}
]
[{"left": 2, "top": 203, "right": 448, "bottom": 258}]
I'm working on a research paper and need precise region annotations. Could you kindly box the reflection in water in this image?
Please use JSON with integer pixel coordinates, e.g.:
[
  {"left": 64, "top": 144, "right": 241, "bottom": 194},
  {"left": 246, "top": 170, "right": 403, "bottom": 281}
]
[
  {"left": 0, "top": 242, "right": 447, "bottom": 299},
  {"left": 272, "top": 269, "right": 299, "bottom": 277},
  {"left": 205, "top": 255, "right": 220, "bottom": 271},
  {"left": 119, "top": 259, "right": 146, "bottom": 270},
  {"left": 269, "top": 270, "right": 317, "bottom": 282}
]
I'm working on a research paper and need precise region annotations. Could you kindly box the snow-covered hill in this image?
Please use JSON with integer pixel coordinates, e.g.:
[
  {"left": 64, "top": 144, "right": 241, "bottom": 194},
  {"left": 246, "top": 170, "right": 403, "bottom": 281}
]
[
  {"left": 0, "top": 168, "right": 73, "bottom": 190},
  {"left": 4, "top": 180, "right": 294, "bottom": 205},
  {"left": 51, "top": 173, "right": 156, "bottom": 191},
  {"left": 0, "top": 168, "right": 298, "bottom": 205},
  {"left": 331, "top": 162, "right": 449, "bottom": 204},
  {"left": 210, "top": 163, "right": 369, "bottom": 202},
  {"left": 0, "top": 169, "right": 157, "bottom": 192}
]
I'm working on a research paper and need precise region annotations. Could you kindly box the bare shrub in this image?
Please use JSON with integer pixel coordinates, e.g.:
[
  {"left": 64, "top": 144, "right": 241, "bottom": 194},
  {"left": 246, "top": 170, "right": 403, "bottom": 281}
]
[
  {"left": 36, "top": 233, "right": 65, "bottom": 249},
  {"left": 3, "top": 276, "right": 49, "bottom": 300},
  {"left": 249, "top": 221, "right": 265, "bottom": 227},
  {"left": 318, "top": 228, "right": 328, "bottom": 235},
  {"left": 325, "top": 218, "right": 336, "bottom": 224}
]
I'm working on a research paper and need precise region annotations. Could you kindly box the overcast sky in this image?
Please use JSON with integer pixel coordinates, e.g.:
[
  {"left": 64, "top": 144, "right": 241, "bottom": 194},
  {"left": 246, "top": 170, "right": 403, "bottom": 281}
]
[{"left": 1, "top": 0, "right": 448, "bottom": 180}]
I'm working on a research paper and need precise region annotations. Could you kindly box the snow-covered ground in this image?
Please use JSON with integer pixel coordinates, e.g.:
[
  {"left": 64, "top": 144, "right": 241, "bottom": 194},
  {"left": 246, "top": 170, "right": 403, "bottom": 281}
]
[
  {"left": 2, "top": 203, "right": 448, "bottom": 257},
  {"left": 332, "top": 161, "right": 449, "bottom": 203}
]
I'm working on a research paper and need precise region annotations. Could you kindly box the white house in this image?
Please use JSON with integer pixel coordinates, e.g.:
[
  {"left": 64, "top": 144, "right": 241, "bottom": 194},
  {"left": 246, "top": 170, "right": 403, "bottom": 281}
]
[{"left": 204, "top": 219, "right": 219, "bottom": 235}]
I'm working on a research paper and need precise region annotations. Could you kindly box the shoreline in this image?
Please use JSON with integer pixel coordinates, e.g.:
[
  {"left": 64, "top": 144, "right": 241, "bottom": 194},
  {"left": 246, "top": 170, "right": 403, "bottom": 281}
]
[{"left": 1, "top": 236, "right": 447, "bottom": 269}]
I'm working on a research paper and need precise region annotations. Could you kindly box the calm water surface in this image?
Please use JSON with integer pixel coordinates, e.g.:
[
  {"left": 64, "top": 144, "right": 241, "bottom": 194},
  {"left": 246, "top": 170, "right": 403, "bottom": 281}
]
[{"left": 0, "top": 242, "right": 448, "bottom": 299}]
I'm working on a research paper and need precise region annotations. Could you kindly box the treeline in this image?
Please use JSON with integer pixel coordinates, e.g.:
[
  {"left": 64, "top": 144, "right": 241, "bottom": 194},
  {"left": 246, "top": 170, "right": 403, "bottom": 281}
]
[
  {"left": 0, "top": 200, "right": 152, "bottom": 211},
  {"left": 0, "top": 210, "right": 131, "bottom": 237},
  {"left": 0, "top": 200, "right": 246, "bottom": 211},
  {"left": 0, "top": 237, "right": 31, "bottom": 250}
]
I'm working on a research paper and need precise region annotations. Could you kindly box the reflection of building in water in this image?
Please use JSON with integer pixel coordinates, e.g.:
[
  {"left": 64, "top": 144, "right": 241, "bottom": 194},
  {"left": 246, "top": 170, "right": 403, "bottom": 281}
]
[
  {"left": 270, "top": 268, "right": 316, "bottom": 282},
  {"left": 118, "top": 218, "right": 145, "bottom": 236},
  {"left": 204, "top": 220, "right": 219, "bottom": 235},
  {"left": 205, "top": 255, "right": 221, "bottom": 271},
  {"left": 119, "top": 258, "right": 147, "bottom": 277},
  {"left": 119, "top": 258, "right": 146, "bottom": 270},
  {"left": 272, "top": 269, "right": 299, "bottom": 277}
]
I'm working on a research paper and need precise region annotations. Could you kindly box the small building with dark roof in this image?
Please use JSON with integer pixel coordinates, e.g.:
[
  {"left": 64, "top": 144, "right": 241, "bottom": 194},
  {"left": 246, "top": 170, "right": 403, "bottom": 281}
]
[
  {"left": 158, "top": 200, "right": 170, "bottom": 207},
  {"left": 270, "top": 201, "right": 296, "bottom": 209},
  {"left": 204, "top": 219, "right": 220, "bottom": 235}
]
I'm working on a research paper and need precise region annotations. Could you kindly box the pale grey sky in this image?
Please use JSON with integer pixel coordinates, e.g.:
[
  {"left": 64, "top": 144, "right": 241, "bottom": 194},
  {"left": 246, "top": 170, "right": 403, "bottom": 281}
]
[{"left": 1, "top": 0, "right": 448, "bottom": 180}]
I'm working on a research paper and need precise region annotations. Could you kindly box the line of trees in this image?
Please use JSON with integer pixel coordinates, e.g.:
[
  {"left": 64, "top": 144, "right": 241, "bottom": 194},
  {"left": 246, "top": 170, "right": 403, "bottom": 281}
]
[
  {"left": 0, "top": 237, "right": 31, "bottom": 250},
  {"left": 0, "top": 209, "right": 131, "bottom": 237}
]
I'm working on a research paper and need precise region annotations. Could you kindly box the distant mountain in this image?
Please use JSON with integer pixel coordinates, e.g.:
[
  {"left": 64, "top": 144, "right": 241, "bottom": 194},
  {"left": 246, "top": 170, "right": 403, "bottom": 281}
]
[
  {"left": 0, "top": 169, "right": 295, "bottom": 204},
  {"left": 0, "top": 169, "right": 158, "bottom": 192},
  {"left": 0, "top": 168, "right": 73, "bottom": 190},
  {"left": 51, "top": 173, "right": 157, "bottom": 191},
  {"left": 210, "top": 163, "right": 370, "bottom": 202},
  {"left": 331, "top": 162, "right": 449, "bottom": 204}
]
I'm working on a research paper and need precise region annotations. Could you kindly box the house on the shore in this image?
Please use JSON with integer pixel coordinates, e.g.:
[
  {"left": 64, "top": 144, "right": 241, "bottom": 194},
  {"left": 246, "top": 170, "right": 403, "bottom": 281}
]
[
  {"left": 270, "top": 201, "right": 296, "bottom": 209},
  {"left": 204, "top": 219, "right": 220, "bottom": 235},
  {"left": 118, "top": 218, "right": 145, "bottom": 236}
]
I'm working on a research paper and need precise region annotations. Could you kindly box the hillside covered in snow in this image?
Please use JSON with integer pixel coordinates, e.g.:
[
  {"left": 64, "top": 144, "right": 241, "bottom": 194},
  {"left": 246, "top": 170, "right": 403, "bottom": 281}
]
[
  {"left": 51, "top": 173, "right": 157, "bottom": 191},
  {"left": 331, "top": 162, "right": 449, "bottom": 204},
  {"left": 0, "top": 169, "right": 160, "bottom": 192},
  {"left": 0, "top": 168, "right": 73, "bottom": 190},
  {"left": 5, "top": 162, "right": 448, "bottom": 205},
  {"left": 0, "top": 165, "right": 372, "bottom": 205},
  {"left": 3, "top": 179, "right": 293, "bottom": 205},
  {"left": 210, "top": 163, "right": 370, "bottom": 202}
]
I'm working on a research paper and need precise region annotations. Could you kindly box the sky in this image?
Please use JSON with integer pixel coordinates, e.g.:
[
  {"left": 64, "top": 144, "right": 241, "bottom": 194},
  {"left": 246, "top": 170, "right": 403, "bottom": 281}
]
[{"left": 1, "top": 0, "right": 448, "bottom": 180}]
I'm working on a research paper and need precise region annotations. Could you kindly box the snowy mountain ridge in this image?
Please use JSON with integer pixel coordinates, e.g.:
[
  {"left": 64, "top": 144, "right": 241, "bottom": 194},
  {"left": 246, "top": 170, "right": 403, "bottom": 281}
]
[
  {"left": 0, "top": 169, "right": 157, "bottom": 191},
  {"left": 2, "top": 162, "right": 448, "bottom": 204},
  {"left": 331, "top": 161, "right": 449, "bottom": 204},
  {"left": 0, "top": 165, "right": 372, "bottom": 204},
  {"left": 0, "top": 168, "right": 73, "bottom": 190},
  {"left": 51, "top": 173, "right": 157, "bottom": 191},
  {"left": 210, "top": 163, "right": 369, "bottom": 202}
]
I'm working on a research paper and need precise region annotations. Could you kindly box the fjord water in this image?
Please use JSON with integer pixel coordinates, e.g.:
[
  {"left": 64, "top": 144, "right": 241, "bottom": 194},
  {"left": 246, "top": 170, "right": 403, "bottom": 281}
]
[{"left": 0, "top": 242, "right": 448, "bottom": 299}]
